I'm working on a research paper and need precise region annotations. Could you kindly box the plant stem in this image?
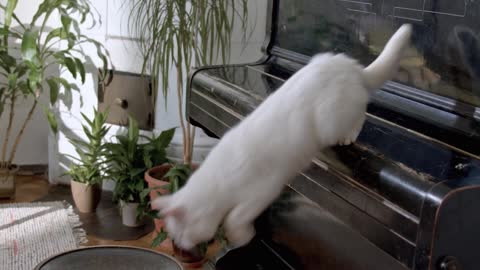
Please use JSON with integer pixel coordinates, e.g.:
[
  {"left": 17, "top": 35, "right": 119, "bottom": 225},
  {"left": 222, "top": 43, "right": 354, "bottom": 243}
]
[
  {"left": 2, "top": 92, "right": 16, "bottom": 164},
  {"left": 189, "top": 126, "right": 196, "bottom": 163},
  {"left": 176, "top": 63, "right": 189, "bottom": 164},
  {"left": 8, "top": 98, "right": 38, "bottom": 164}
]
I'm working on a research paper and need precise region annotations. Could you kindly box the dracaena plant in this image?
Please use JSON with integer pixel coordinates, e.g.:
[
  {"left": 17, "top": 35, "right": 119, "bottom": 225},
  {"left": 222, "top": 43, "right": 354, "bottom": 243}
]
[
  {"left": 65, "top": 108, "right": 110, "bottom": 185},
  {"left": 0, "top": 0, "right": 110, "bottom": 169},
  {"left": 127, "top": 0, "right": 250, "bottom": 165}
]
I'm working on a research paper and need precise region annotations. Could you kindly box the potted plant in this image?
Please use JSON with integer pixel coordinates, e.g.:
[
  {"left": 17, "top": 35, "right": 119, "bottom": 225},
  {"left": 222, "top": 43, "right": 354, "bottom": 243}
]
[
  {"left": 105, "top": 117, "right": 174, "bottom": 227},
  {"left": 65, "top": 108, "right": 110, "bottom": 213},
  {"left": 0, "top": 0, "right": 110, "bottom": 198}
]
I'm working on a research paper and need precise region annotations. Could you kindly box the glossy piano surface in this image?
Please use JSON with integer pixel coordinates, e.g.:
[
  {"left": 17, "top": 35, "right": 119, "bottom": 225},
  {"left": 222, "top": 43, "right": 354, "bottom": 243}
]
[
  {"left": 217, "top": 191, "right": 408, "bottom": 270},
  {"left": 275, "top": 0, "right": 480, "bottom": 108}
]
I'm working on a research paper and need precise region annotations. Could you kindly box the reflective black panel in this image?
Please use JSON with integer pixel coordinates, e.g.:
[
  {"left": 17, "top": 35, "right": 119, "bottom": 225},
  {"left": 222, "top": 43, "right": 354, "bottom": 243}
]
[{"left": 275, "top": 0, "right": 480, "bottom": 107}]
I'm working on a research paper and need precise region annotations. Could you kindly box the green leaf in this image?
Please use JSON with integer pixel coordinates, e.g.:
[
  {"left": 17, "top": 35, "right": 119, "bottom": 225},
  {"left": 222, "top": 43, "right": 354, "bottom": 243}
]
[
  {"left": 127, "top": 117, "right": 139, "bottom": 152},
  {"left": 14, "top": 64, "right": 28, "bottom": 77},
  {"left": 44, "top": 108, "right": 58, "bottom": 134},
  {"left": 135, "top": 180, "right": 144, "bottom": 191},
  {"left": 8, "top": 73, "right": 17, "bottom": 89},
  {"left": 47, "top": 78, "right": 59, "bottom": 105},
  {"left": 31, "top": 0, "right": 50, "bottom": 25},
  {"left": 61, "top": 15, "right": 72, "bottom": 33},
  {"left": 5, "top": 0, "right": 19, "bottom": 27},
  {"left": 143, "top": 152, "right": 153, "bottom": 169},
  {"left": 151, "top": 229, "right": 168, "bottom": 248},
  {"left": 155, "top": 128, "right": 176, "bottom": 148},
  {"left": 74, "top": 57, "right": 86, "bottom": 83},
  {"left": 64, "top": 57, "right": 77, "bottom": 78},
  {"left": 21, "top": 30, "right": 38, "bottom": 62},
  {"left": 130, "top": 168, "right": 144, "bottom": 178},
  {"left": 80, "top": 112, "right": 93, "bottom": 126},
  {"left": 45, "top": 28, "right": 68, "bottom": 44},
  {"left": 139, "top": 188, "right": 151, "bottom": 199},
  {"left": 0, "top": 51, "right": 16, "bottom": 72},
  {"left": 53, "top": 77, "right": 71, "bottom": 92},
  {"left": 28, "top": 68, "right": 40, "bottom": 91},
  {"left": 17, "top": 81, "right": 29, "bottom": 95}
]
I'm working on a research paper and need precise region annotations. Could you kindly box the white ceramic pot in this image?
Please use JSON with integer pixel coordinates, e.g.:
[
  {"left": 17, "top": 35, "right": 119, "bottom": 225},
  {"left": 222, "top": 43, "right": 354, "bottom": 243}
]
[{"left": 120, "top": 201, "right": 144, "bottom": 227}]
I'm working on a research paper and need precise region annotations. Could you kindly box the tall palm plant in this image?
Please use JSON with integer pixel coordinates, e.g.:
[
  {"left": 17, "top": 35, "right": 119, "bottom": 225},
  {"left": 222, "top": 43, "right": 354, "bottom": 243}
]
[{"left": 127, "top": 0, "right": 249, "bottom": 164}]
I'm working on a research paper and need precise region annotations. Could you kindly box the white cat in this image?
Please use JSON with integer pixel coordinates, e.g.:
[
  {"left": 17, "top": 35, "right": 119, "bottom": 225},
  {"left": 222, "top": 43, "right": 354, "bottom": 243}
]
[{"left": 153, "top": 24, "right": 412, "bottom": 250}]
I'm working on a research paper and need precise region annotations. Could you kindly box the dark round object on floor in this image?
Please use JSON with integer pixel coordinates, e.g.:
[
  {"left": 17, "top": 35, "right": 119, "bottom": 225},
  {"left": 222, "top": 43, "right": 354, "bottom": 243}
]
[{"left": 34, "top": 246, "right": 183, "bottom": 270}]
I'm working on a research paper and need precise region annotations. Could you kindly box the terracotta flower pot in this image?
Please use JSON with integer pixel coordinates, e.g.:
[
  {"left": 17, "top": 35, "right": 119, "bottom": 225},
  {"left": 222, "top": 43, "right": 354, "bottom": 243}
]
[
  {"left": 145, "top": 164, "right": 174, "bottom": 233},
  {"left": 70, "top": 180, "right": 102, "bottom": 213},
  {"left": 0, "top": 164, "right": 18, "bottom": 199},
  {"left": 144, "top": 164, "right": 173, "bottom": 200}
]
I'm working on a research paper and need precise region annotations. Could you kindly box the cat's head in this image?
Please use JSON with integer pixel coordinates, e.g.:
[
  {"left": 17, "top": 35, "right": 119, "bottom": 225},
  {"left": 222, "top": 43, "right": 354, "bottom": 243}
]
[{"left": 152, "top": 194, "right": 218, "bottom": 250}]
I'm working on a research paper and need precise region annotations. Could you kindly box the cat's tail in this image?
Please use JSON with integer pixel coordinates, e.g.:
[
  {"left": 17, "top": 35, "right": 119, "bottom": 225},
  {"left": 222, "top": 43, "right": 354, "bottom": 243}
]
[{"left": 363, "top": 24, "right": 412, "bottom": 91}]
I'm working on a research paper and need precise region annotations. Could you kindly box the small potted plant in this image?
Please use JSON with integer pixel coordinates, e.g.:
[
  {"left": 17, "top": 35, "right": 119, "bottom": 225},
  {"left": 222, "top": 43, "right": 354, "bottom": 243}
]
[
  {"left": 105, "top": 117, "right": 174, "bottom": 227},
  {"left": 66, "top": 109, "right": 110, "bottom": 213}
]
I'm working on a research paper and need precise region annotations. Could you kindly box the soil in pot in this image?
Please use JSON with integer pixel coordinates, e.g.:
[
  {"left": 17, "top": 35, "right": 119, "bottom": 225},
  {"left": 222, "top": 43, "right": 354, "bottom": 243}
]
[
  {"left": 121, "top": 201, "right": 145, "bottom": 227},
  {"left": 0, "top": 164, "right": 18, "bottom": 199},
  {"left": 70, "top": 180, "right": 102, "bottom": 213}
]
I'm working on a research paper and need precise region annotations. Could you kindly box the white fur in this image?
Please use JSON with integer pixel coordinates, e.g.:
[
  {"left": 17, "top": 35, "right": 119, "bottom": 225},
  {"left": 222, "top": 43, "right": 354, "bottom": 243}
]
[{"left": 153, "top": 24, "right": 412, "bottom": 250}]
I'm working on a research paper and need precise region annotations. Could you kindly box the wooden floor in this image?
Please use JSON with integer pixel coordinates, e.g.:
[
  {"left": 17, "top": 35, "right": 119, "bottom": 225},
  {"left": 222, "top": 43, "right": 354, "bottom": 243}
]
[{"left": 1, "top": 176, "right": 217, "bottom": 269}]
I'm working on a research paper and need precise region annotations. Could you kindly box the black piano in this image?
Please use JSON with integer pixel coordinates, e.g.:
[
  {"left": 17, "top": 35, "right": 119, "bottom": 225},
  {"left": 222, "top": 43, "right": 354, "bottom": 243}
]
[{"left": 187, "top": 1, "right": 480, "bottom": 269}]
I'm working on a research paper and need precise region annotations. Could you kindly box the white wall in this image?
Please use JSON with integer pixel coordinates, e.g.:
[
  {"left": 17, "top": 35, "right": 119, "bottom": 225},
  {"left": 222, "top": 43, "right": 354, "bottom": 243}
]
[{"left": 2, "top": 0, "right": 267, "bottom": 185}]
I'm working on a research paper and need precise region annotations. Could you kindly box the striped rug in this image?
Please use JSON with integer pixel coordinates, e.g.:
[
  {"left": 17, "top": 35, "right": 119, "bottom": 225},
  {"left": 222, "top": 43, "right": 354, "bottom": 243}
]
[{"left": 0, "top": 201, "right": 86, "bottom": 270}]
